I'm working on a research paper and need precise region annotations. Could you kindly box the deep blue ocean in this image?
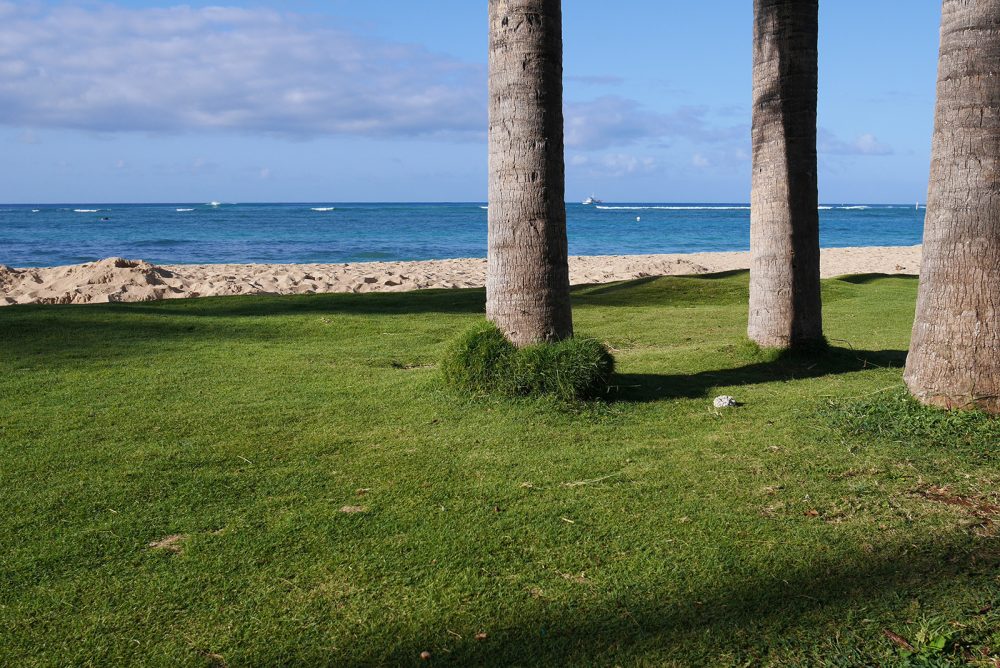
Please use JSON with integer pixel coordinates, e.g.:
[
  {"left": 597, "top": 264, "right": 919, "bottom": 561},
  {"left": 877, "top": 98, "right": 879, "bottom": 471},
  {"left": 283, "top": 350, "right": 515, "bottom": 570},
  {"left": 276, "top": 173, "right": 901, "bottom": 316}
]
[{"left": 0, "top": 202, "right": 925, "bottom": 267}]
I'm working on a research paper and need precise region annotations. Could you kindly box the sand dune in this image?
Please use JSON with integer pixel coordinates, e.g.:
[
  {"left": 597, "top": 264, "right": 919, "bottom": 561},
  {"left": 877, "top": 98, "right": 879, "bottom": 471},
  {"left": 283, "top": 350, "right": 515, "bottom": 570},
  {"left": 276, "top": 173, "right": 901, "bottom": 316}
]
[{"left": 0, "top": 246, "right": 921, "bottom": 307}]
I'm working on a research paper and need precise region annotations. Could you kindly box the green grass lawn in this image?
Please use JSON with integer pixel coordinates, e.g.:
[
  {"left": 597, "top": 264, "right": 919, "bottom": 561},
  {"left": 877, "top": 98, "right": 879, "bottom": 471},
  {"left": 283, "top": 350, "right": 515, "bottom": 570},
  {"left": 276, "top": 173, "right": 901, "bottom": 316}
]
[{"left": 3, "top": 272, "right": 999, "bottom": 666}]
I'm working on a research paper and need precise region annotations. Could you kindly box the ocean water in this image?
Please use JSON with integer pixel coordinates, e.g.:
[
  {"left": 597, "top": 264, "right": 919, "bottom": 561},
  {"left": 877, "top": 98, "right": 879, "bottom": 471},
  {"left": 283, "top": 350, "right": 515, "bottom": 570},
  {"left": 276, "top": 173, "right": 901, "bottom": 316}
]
[{"left": 0, "top": 202, "right": 925, "bottom": 267}]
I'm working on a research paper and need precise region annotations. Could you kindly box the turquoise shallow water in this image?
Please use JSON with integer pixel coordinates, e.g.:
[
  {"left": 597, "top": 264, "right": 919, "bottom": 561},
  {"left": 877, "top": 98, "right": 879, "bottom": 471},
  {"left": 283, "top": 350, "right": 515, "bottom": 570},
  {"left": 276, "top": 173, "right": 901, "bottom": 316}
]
[{"left": 0, "top": 202, "right": 924, "bottom": 267}]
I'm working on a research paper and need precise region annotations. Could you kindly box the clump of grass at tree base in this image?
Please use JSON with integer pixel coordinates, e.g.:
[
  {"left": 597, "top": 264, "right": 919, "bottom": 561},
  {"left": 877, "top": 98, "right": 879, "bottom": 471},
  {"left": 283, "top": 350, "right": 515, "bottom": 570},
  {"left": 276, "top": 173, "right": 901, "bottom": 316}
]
[{"left": 441, "top": 320, "right": 615, "bottom": 401}]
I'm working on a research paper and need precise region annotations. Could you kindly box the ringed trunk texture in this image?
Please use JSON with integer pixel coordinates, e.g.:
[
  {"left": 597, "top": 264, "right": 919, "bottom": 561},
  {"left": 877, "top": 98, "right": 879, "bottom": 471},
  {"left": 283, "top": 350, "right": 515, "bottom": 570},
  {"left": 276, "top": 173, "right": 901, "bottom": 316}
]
[
  {"left": 748, "top": 0, "right": 823, "bottom": 349},
  {"left": 904, "top": 0, "right": 1000, "bottom": 413},
  {"left": 487, "top": 0, "right": 573, "bottom": 347}
]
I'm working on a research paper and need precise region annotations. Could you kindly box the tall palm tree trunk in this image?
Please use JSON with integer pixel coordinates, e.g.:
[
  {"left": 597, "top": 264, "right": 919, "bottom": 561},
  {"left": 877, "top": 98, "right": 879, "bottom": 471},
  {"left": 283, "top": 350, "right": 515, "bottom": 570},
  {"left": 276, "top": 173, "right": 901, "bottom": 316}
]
[
  {"left": 748, "top": 0, "right": 823, "bottom": 349},
  {"left": 904, "top": 0, "right": 1000, "bottom": 413},
  {"left": 487, "top": 0, "right": 573, "bottom": 347}
]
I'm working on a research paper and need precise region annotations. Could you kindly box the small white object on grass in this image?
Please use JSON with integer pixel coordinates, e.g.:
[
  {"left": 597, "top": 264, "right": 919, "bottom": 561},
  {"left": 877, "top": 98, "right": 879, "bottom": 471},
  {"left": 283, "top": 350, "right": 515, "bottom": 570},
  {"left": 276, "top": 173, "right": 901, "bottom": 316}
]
[{"left": 713, "top": 395, "right": 739, "bottom": 408}]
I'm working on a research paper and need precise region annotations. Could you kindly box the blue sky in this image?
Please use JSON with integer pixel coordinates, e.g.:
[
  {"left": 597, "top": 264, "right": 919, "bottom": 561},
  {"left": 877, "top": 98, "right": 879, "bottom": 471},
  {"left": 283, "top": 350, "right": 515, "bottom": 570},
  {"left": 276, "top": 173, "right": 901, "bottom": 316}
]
[{"left": 0, "top": 1, "right": 942, "bottom": 203}]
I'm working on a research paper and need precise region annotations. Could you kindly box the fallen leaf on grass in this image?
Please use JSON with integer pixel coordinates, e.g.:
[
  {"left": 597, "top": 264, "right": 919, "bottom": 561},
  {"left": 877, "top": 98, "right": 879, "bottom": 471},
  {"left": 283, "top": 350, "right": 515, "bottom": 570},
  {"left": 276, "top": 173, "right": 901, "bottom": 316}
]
[
  {"left": 760, "top": 505, "right": 782, "bottom": 518},
  {"left": 804, "top": 510, "right": 820, "bottom": 518},
  {"left": 148, "top": 534, "right": 187, "bottom": 554},
  {"left": 197, "top": 649, "right": 227, "bottom": 667},
  {"left": 915, "top": 486, "right": 1000, "bottom": 534},
  {"left": 339, "top": 506, "right": 367, "bottom": 514},
  {"left": 917, "top": 486, "right": 1000, "bottom": 515},
  {"left": 884, "top": 629, "right": 915, "bottom": 651},
  {"left": 561, "top": 472, "right": 623, "bottom": 488}
]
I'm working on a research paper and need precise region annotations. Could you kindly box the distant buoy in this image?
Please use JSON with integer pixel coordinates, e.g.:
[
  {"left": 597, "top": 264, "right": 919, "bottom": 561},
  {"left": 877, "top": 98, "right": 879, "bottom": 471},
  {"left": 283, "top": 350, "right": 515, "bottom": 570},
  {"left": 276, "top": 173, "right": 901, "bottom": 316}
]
[{"left": 636, "top": 216, "right": 641, "bottom": 222}]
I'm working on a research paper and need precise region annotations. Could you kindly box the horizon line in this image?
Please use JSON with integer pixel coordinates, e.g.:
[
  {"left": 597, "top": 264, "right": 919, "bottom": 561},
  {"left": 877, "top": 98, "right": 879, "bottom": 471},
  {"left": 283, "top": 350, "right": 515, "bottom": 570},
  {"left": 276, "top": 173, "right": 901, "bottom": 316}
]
[{"left": 0, "top": 200, "right": 923, "bottom": 207}]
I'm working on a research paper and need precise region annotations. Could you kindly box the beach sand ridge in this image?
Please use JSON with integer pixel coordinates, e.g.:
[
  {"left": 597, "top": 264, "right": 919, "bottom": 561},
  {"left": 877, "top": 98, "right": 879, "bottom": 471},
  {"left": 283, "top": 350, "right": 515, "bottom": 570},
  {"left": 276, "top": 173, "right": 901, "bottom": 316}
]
[{"left": 0, "top": 246, "right": 921, "bottom": 307}]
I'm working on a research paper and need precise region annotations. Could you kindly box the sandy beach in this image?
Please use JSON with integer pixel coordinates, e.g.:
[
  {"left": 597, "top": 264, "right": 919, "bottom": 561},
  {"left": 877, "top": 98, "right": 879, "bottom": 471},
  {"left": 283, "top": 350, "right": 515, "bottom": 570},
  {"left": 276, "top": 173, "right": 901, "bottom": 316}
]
[{"left": 0, "top": 245, "right": 921, "bottom": 307}]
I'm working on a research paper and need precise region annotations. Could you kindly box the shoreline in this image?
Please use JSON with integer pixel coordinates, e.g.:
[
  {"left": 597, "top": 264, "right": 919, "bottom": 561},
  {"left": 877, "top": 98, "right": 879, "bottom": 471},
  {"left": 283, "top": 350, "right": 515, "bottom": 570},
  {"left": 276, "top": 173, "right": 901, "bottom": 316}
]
[{"left": 0, "top": 245, "right": 922, "bottom": 307}]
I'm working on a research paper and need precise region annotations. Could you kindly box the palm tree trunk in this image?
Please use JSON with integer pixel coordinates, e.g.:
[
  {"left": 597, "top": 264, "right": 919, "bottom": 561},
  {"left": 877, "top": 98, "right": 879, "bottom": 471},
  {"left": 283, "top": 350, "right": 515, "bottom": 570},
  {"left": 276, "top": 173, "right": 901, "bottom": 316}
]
[
  {"left": 904, "top": 0, "right": 1000, "bottom": 413},
  {"left": 487, "top": 0, "right": 573, "bottom": 347},
  {"left": 748, "top": 0, "right": 823, "bottom": 349}
]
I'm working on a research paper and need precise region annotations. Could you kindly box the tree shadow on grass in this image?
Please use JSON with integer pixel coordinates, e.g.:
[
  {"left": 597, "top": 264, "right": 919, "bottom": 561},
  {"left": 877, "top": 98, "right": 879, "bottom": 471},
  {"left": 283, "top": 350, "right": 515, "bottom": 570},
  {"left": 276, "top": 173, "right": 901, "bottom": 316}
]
[
  {"left": 0, "top": 288, "right": 487, "bottom": 365},
  {"left": 1, "top": 272, "right": 908, "bottom": 324},
  {"left": 610, "top": 346, "right": 907, "bottom": 403},
  {"left": 347, "top": 532, "right": 998, "bottom": 667},
  {"left": 69, "top": 272, "right": 751, "bottom": 320},
  {"left": 835, "top": 273, "right": 919, "bottom": 285},
  {"left": 0, "top": 274, "right": 901, "bottom": 375},
  {"left": 0, "top": 274, "right": 751, "bottom": 370},
  {"left": 95, "top": 286, "right": 490, "bottom": 318},
  {"left": 572, "top": 272, "right": 750, "bottom": 309}
]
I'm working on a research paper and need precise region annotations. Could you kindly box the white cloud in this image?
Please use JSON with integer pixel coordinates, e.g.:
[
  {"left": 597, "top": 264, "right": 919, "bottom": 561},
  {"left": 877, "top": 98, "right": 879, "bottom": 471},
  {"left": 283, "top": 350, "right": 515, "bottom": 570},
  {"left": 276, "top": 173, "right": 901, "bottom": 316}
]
[
  {"left": 852, "top": 133, "right": 894, "bottom": 155},
  {"left": 818, "top": 129, "right": 893, "bottom": 156},
  {"left": 691, "top": 153, "right": 710, "bottom": 168},
  {"left": 0, "top": 4, "right": 485, "bottom": 139},
  {"left": 17, "top": 129, "right": 40, "bottom": 144},
  {"left": 569, "top": 153, "right": 658, "bottom": 178},
  {"left": 565, "top": 96, "right": 746, "bottom": 151},
  {"left": 0, "top": 3, "right": 752, "bottom": 158}
]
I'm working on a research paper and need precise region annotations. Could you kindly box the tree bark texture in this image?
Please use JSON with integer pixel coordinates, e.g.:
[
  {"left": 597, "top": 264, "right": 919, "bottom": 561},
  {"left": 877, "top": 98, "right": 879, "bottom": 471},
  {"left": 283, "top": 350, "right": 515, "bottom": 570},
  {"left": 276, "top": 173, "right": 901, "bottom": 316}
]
[
  {"left": 487, "top": 0, "right": 573, "bottom": 346},
  {"left": 904, "top": 0, "right": 1000, "bottom": 413},
  {"left": 748, "top": 0, "right": 823, "bottom": 348}
]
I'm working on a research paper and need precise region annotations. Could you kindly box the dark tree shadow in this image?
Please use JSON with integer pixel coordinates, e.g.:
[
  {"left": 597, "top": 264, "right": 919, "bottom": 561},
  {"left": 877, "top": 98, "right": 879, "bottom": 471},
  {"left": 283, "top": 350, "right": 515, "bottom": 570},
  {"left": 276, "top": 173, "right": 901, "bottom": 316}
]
[
  {"left": 835, "top": 273, "right": 919, "bottom": 285},
  {"left": 337, "top": 531, "right": 998, "bottom": 667},
  {"left": 571, "top": 272, "right": 750, "bottom": 309},
  {"left": 571, "top": 275, "right": 662, "bottom": 297},
  {"left": 574, "top": 270, "right": 749, "bottom": 296},
  {"left": 610, "top": 346, "right": 907, "bottom": 403},
  {"left": 0, "top": 274, "right": 904, "bottom": 376},
  {"left": 99, "top": 286, "right": 489, "bottom": 318},
  {"left": 36, "top": 271, "right": 752, "bottom": 320}
]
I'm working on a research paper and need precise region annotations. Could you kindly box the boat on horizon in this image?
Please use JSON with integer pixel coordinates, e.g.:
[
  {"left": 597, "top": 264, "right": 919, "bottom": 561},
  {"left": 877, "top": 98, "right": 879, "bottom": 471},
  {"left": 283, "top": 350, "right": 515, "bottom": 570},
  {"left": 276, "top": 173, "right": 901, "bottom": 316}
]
[{"left": 582, "top": 195, "right": 603, "bottom": 205}]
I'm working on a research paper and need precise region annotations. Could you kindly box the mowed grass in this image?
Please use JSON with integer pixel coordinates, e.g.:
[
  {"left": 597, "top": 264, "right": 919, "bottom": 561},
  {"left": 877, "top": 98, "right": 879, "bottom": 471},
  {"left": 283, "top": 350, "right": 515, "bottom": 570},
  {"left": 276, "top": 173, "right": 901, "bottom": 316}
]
[{"left": 2, "top": 272, "right": 1000, "bottom": 666}]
